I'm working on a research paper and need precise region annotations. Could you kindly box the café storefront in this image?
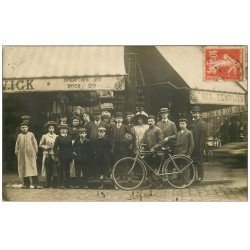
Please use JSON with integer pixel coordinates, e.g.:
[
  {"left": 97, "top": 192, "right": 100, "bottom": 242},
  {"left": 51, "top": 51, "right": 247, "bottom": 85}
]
[{"left": 2, "top": 46, "right": 127, "bottom": 171}]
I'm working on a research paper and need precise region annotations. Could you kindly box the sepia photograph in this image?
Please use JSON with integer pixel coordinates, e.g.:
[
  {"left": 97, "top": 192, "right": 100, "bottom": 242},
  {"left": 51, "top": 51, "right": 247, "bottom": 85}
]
[{"left": 2, "top": 45, "right": 248, "bottom": 201}]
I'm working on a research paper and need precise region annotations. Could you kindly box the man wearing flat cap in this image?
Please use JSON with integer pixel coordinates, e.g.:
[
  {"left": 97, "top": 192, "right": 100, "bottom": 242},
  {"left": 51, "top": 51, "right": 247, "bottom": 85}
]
[
  {"left": 156, "top": 108, "right": 177, "bottom": 141},
  {"left": 124, "top": 112, "right": 134, "bottom": 130},
  {"left": 189, "top": 106, "right": 208, "bottom": 181}
]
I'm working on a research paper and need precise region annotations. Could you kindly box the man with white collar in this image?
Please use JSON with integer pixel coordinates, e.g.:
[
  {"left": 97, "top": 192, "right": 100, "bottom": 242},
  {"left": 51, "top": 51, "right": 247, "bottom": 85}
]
[
  {"left": 189, "top": 106, "right": 208, "bottom": 182},
  {"left": 156, "top": 108, "right": 177, "bottom": 140}
]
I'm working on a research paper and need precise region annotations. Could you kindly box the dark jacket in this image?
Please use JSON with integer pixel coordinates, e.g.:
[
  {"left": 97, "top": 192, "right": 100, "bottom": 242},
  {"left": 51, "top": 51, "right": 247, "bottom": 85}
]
[
  {"left": 174, "top": 129, "right": 194, "bottom": 156},
  {"left": 94, "top": 136, "right": 110, "bottom": 161},
  {"left": 54, "top": 134, "right": 73, "bottom": 162},
  {"left": 141, "top": 126, "right": 164, "bottom": 151},
  {"left": 87, "top": 121, "right": 109, "bottom": 142},
  {"left": 189, "top": 118, "right": 208, "bottom": 152},
  {"left": 110, "top": 124, "right": 131, "bottom": 151},
  {"left": 72, "top": 137, "right": 90, "bottom": 163},
  {"left": 156, "top": 120, "right": 177, "bottom": 138},
  {"left": 69, "top": 126, "right": 81, "bottom": 141}
]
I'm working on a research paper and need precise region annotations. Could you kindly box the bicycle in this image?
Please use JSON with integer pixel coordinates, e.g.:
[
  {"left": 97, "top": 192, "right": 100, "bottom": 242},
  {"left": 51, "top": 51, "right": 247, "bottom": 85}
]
[{"left": 112, "top": 143, "right": 196, "bottom": 190}]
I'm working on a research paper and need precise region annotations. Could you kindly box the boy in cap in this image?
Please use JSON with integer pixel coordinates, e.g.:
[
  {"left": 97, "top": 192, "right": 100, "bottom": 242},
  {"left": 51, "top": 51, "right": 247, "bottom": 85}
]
[
  {"left": 53, "top": 124, "right": 73, "bottom": 188},
  {"left": 189, "top": 106, "right": 208, "bottom": 181},
  {"left": 94, "top": 127, "right": 111, "bottom": 189},
  {"left": 87, "top": 110, "right": 109, "bottom": 178},
  {"left": 39, "top": 121, "right": 58, "bottom": 188},
  {"left": 110, "top": 112, "right": 132, "bottom": 163},
  {"left": 73, "top": 128, "right": 91, "bottom": 188},
  {"left": 156, "top": 108, "right": 177, "bottom": 140},
  {"left": 174, "top": 118, "right": 194, "bottom": 156},
  {"left": 15, "top": 122, "right": 42, "bottom": 189},
  {"left": 14, "top": 115, "right": 32, "bottom": 141}
]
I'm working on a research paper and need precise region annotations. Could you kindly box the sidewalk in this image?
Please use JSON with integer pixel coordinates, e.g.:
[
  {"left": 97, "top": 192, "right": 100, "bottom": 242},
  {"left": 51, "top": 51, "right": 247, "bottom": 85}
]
[{"left": 2, "top": 161, "right": 247, "bottom": 186}]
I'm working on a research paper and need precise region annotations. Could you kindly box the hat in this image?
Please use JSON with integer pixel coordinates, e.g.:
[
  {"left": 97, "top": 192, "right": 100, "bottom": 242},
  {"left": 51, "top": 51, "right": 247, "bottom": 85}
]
[
  {"left": 126, "top": 112, "right": 134, "bottom": 116},
  {"left": 93, "top": 110, "right": 102, "bottom": 115},
  {"left": 132, "top": 111, "right": 148, "bottom": 124},
  {"left": 101, "top": 111, "right": 111, "bottom": 118},
  {"left": 21, "top": 115, "right": 31, "bottom": 120},
  {"left": 58, "top": 124, "right": 69, "bottom": 130},
  {"left": 148, "top": 115, "right": 156, "bottom": 121},
  {"left": 20, "top": 122, "right": 29, "bottom": 127},
  {"left": 71, "top": 115, "right": 80, "bottom": 121},
  {"left": 179, "top": 118, "right": 188, "bottom": 123},
  {"left": 115, "top": 112, "right": 124, "bottom": 118},
  {"left": 97, "top": 127, "right": 106, "bottom": 132},
  {"left": 191, "top": 106, "right": 200, "bottom": 112},
  {"left": 159, "top": 108, "right": 171, "bottom": 113},
  {"left": 78, "top": 127, "right": 87, "bottom": 133},
  {"left": 44, "top": 121, "right": 57, "bottom": 128}
]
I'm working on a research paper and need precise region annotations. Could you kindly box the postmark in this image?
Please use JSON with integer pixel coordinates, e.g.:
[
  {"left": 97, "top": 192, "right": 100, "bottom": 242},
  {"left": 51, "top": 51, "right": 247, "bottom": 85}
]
[{"left": 204, "top": 47, "right": 244, "bottom": 81}]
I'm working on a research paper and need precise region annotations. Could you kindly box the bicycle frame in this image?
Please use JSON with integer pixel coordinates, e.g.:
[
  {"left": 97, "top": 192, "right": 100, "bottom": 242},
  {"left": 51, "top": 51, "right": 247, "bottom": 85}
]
[{"left": 129, "top": 148, "right": 195, "bottom": 181}]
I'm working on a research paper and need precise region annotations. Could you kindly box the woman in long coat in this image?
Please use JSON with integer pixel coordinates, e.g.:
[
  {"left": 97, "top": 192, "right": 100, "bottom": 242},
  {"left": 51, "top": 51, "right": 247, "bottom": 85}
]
[{"left": 15, "top": 122, "right": 40, "bottom": 188}]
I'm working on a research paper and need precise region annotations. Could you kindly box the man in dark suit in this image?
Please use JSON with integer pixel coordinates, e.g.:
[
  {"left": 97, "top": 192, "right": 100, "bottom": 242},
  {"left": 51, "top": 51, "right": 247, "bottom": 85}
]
[
  {"left": 86, "top": 111, "right": 109, "bottom": 177},
  {"left": 110, "top": 112, "right": 132, "bottom": 163},
  {"left": 189, "top": 106, "right": 208, "bottom": 181},
  {"left": 156, "top": 108, "right": 177, "bottom": 139},
  {"left": 54, "top": 124, "right": 73, "bottom": 188}
]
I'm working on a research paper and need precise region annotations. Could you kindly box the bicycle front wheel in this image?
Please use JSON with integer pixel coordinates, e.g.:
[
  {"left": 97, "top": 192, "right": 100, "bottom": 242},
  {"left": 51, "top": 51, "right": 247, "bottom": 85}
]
[
  {"left": 112, "top": 157, "right": 146, "bottom": 190},
  {"left": 162, "top": 155, "right": 195, "bottom": 189}
]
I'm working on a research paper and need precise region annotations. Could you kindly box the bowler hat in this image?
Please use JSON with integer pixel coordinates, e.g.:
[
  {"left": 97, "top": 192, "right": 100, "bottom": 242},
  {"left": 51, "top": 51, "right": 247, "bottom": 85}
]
[
  {"left": 97, "top": 127, "right": 106, "bottom": 132},
  {"left": 159, "top": 108, "right": 171, "bottom": 113},
  {"left": 191, "top": 106, "right": 200, "bottom": 112},
  {"left": 58, "top": 124, "right": 69, "bottom": 130},
  {"left": 21, "top": 115, "right": 31, "bottom": 120},
  {"left": 44, "top": 121, "right": 57, "bottom": 129},
  {"left": 115, "top": 112, "right": 124, "bottom": 118},
  {"left": 78, "top": 127, "right": 87, "bottom": 133}
]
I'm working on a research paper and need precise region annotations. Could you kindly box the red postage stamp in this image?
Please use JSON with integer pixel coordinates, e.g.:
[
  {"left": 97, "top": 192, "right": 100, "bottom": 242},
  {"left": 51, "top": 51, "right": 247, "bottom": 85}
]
[{"left": 204, "top": 47, "right": 244, "bottom": 81}]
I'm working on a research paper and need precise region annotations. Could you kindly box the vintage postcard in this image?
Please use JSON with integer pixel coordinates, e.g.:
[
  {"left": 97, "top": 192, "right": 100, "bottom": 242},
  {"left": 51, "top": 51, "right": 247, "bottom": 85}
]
[{"left": 2, "top": 45, "right": 248, "bottom": 201}]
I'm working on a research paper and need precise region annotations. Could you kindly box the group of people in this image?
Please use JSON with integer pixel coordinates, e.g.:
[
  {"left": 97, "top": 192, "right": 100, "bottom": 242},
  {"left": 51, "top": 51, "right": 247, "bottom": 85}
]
[{"left": 14, "top": 106, "right": 208, "bottom": 189}]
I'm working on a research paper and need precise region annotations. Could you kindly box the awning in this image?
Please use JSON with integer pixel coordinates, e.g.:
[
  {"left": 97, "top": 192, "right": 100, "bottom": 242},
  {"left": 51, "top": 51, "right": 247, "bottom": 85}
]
[
  {"left": 3, "top": 46, "right": 126, "bottom": 93},
  {"left": 156, "top": 46, "right": 247, "bottom": 106}
]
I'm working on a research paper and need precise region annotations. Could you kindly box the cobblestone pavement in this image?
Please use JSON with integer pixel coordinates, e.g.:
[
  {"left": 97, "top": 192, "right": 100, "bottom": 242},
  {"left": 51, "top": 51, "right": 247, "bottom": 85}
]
[
  {"left": 2, "top": 184, "right": 248, "bottom": 202},
  {"left": 2, "top": 161, "right": 248, "bottom": 202}
]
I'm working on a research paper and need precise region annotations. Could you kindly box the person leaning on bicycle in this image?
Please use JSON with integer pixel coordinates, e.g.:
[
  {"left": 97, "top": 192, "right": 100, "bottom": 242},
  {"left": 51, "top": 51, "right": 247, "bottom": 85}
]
[{"left": 140, "top": 115, "right": 164, "bottom": 183}]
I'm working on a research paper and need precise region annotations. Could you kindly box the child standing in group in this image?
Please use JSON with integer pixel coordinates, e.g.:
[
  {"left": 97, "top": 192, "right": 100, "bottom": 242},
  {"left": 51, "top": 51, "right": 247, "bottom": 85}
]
[
  {"left": 94, "top": 127, "right": 111, "bottom": 189},
  {"left": 53, "top": 124, "right": 73, "bottom": 189},
  {"left": 39, "top": 121, "right": 58, "bottom": 188},
  {"left": 15, "top": 122, "right": 42, "bottom": 189},
  {"left": 73, "top": 128, "right": 91, "bottom": 189}
]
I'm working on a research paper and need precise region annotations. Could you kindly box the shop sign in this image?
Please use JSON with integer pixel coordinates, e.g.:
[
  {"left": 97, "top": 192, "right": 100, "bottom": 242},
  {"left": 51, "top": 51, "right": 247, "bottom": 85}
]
[
  {"left": 3, "top": 76, "right": 125, "bottom": 93},
  {"left": 202, "top": 105, "right": 248, "bottom": 118},
  {"left": 190, "top": 90, "right": 246, "bottom": 106}
]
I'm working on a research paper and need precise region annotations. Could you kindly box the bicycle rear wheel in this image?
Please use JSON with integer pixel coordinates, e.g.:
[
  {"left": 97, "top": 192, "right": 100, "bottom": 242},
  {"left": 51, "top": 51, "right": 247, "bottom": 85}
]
[
  {"left": 162, "top": 155, "right": 195, "bottom": 189},
  {"left": 112, "top": 157, "right": 146, "bottom": 190}
]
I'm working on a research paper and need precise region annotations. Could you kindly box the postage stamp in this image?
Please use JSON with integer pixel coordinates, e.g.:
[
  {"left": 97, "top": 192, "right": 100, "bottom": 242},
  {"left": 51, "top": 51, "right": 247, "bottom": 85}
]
[{"left": 204, "top": 47, "right": 244, "bottom": 81}]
